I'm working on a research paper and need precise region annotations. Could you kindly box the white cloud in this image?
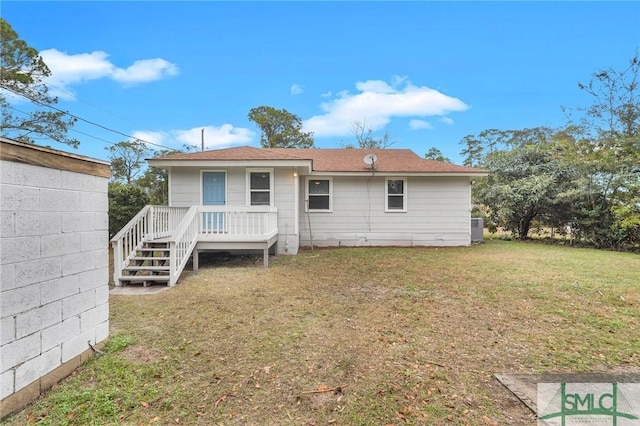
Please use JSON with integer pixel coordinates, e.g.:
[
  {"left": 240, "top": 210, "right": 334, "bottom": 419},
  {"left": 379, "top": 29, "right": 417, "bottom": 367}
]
[
  {"left": 303, "top": 77, "right": 468, "bottom": 138},
  {"left": 439, "top": 116, "right": 454, "bottom": 125},
  {"left": 112, "top": 58, "right": 178, "bottom": 84},
  {"left": 176, "top": 125, "right": 254, "bottom": 149},
  {"left": 133, "top": 125, "right": 255, "bottom": 150},
  {"left": 131, "top": 130, "right": 170, "bottom": 147},
  {"left": 355, "top": 80, "right": 395, "bottom": 94},
  {"left": 39, "top": 49, "right": 178, "bottom": 99},
  {"left": 290, "top": 83, "right": 304, "bottom": 95},
  {"left": 409, "top": 119, "right": 432, "bottom": 130}
]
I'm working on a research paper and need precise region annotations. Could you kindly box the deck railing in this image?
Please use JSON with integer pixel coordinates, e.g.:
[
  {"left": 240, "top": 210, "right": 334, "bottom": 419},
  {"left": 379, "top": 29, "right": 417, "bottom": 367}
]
[
  {"left": 167, "top": 205, "right": 278, "bottom": 285},
  {"left": 151, "top": 205, "right": 190, "bottom": 239},
  {"left": 110, "top": 205, "right": 189, "bottom": 282},
  {"left": 199, "top": 205, "right": 279, "bottom": 237},
  {"left": 169, "top": 206, "right": 199, "bottom": 286},
  {"left": 111, "top": 205, "right": 279, "bottom": 286}
]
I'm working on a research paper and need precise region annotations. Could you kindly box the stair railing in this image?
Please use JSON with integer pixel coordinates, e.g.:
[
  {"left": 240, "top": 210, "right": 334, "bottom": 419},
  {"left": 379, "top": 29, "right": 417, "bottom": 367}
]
[
  {"left": 168, "top": 206, "right": 199, "bottom": 286},
  {"left": 111, "top": 205, "right": 189, "bottom": 285}
]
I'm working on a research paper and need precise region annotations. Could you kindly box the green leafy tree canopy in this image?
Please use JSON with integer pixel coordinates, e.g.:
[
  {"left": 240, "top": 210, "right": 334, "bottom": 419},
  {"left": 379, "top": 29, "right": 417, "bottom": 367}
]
[
  {"left": 248, "top": 106, "right": 314, "bottom": 148},
  {"left": 0, "top": 18, "right": 78, "bottom": 147},
  {"left": 108, "top": 182, "right": 150, "bottom": 237},
  {"left": 106, "top": 140, "right": 152, "bottom": 184},
  {"left": 424, "top": 147, "right": 452, "bottom": 163}
]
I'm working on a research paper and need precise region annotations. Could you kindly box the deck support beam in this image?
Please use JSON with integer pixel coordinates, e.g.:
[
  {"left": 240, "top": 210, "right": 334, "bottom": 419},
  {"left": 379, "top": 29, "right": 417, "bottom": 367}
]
[
  {"left": 193, "top": 248, "right": 199, "bottom": 271},
  {"left": 263, "top": 246, "right": 269, "bottom": 268}
]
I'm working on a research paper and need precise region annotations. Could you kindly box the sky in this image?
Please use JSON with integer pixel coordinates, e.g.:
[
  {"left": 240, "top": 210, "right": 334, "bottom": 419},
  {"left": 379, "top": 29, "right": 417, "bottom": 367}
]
[{"left": 3, "top": 1, "right": 639, "bottom": 165}]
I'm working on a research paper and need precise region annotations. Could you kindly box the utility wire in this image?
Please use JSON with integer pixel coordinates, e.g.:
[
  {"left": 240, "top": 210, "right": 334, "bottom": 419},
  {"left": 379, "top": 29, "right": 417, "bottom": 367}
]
[
  {"left": 54, "top": 85, "right": 143, "bottom": 128},
  {"left": 5, "top": 104, "right": 119, "bottom": 146},
  {"left": 1, "top": 84, "right": 167, "bottom": 149}
]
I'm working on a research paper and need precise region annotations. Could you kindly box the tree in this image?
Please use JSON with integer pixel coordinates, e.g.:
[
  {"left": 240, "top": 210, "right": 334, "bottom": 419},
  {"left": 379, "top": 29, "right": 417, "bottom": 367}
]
[
  {"left": 459, "top": 134, "right": 484, "bottom": 167},
  {"left": 474, "top": 143, "right": 574, "bottom": 239},
  {"left": 0, "top": 18, "right": 78, "bottom": 147},
  {"left": 459, "top": 56, "right": 640, "bottom": 250},
  {"left": 424, "top": 147, "right": 452, "bottom": 163},
  {"left": 461, "top": 127, "right": 575, "bottom": 239},
  {"left": 106, "top": 143, "right": 195, "bottom": 235},
  {"left": 564, "top": 53, "right": 640, "bottom": 248},
  {"left": 106, "top": 140, "right": 151, "bottom": 184},
  {"left": 342, "top": 120, "right": 395, "bottom": 149},
  {"left": 108, "top": 182, "right": 149, "bottom": 237},
  {"left": 136, "top": 146, "right": 195, "bottom": 205},
  {"left": 248, "top": 105, "right": 314, "bottom": 148},
  {"left": 136, "top": 166, "right": 168, "bottom": 205}
]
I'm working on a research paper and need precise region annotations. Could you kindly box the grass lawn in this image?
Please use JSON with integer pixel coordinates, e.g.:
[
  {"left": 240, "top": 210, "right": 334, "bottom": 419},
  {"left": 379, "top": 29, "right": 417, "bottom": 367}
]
[{"left": 5, "top": 240, "right": 639, "bottom": 425}]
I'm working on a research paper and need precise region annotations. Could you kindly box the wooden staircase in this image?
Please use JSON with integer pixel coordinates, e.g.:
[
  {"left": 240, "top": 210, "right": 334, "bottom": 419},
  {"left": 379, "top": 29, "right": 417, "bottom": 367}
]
[
  {"left": 112, "top": 205, "right": 279, "bottom": 287},
  {"left": 119, "top": 241, "right": 171, "bottom": 286}
]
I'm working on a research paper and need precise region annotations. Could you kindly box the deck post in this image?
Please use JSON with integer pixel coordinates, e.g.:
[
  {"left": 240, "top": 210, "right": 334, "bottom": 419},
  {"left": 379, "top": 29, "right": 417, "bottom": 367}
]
[
  {"left": 263, "top": 244, "right": 269, "bottom": 268},
  {"left": 112, "top": 240, "right": 123, "bottom": 286},
  {"left": 169, "top": 241, "right": 177, "bottom": 286},
  {"left": 193, "top": 248, "right": 199, "bottom": 271}
]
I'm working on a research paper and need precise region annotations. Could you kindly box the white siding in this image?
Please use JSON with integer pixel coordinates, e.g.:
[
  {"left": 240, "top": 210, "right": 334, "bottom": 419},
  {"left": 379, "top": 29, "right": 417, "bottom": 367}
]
[
  {"left": 299, "top": 176, "right": 472, "bottom": 247},
  {"left": 168, "top": 166, "right": 299, "bottom": 255},
  {"left": 273, "top": 169, "right": 298, "bottom": 254},
  {"left": 169, "top": 167, "right": 200, "bottom": 206}
]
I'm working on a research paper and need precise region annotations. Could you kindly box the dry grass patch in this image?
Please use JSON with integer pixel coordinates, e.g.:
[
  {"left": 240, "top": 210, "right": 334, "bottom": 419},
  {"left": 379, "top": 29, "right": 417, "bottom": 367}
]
[{"left": 6, "top": 241, "right": 639, "bottom": 425}]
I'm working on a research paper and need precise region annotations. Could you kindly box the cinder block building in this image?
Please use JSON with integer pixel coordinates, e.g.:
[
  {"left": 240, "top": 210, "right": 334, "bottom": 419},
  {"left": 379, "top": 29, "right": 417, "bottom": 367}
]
[{"left": 0, "top": 137, "right": 111, "bottom": 419}]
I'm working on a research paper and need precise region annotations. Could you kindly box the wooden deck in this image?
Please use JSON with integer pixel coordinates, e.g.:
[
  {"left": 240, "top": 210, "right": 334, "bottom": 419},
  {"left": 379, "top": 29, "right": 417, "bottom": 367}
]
[
  {"left": 112, "top": 205, "right": 279, "bottom": 286},
  {"left": 152, "top": 231, "right": 278, "bottom": 268}
]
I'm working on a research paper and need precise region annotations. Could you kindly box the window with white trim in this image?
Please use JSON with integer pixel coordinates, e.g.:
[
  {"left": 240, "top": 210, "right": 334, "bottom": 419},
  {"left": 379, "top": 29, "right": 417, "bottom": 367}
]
[
  {"left": 247, "top": 169, "right": 273, "bottom": 206},
  {"left": 306, "top": 177, "right": 332, "bottom": 211},
  {"left": 385, "top": 177, "right": 407, "bottom": 212}
]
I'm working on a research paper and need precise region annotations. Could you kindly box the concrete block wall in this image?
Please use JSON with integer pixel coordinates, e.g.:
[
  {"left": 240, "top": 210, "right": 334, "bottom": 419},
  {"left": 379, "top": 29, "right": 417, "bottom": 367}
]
[{"left": 0, "top": 139, "right": 111, "bottom": 418}]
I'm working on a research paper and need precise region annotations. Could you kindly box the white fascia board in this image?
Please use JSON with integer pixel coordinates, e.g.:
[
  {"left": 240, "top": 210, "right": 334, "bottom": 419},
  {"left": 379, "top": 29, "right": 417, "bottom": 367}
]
[
  {"left": 148, "top": 159, "right": 312, "bottom": 171},
  {"left": 308, "top": 171, "right": 489, "bottom": 178}
]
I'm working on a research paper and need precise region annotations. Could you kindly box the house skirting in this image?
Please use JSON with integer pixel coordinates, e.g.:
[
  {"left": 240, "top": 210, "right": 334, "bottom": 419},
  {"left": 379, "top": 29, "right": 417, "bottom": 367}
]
[
  {"left": 0, "top": 341, "right": 106, "bottom": 421},
  {"left": 300, "top": 231, "right": 472, "bottom": 248}
]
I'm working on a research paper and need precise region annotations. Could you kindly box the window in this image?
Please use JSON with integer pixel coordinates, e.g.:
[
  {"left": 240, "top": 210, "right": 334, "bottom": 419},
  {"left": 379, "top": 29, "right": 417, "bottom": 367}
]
[
  {"left": 386, "top": 177, "right": 407, "bottom": 212},
  {"left": 247, "top": 169, "right": 273, "bottom": 206},
  {"left": 307, "top": 177, "right": 332, "bottom": 211}
]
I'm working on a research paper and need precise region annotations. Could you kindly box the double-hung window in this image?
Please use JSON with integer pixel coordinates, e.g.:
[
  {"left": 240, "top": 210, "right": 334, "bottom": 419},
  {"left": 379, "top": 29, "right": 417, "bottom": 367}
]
[
  {"left": 306, "top": 177, "right": 332, "bottom": 211},
  {"left": 247, "top": 169, "right": 273, "bottom": 206},
  {"left": 385, "top": 177, "right": 407, "bottom": 212}
]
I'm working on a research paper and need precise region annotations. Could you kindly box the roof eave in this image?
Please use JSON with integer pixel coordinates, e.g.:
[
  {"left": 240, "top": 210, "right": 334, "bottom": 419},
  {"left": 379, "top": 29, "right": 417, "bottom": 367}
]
[
  {"left": 147, "top": 158, "right": 313, "bottom": 169},
  {"left": 309, "top": 171, "right": 490, "bottom": 177}
]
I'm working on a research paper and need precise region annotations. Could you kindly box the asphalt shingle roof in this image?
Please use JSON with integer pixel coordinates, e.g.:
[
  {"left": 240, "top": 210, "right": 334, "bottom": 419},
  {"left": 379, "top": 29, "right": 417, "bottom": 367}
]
[{"left": 152, "top": 146, "right": 487, "bottom": 174}]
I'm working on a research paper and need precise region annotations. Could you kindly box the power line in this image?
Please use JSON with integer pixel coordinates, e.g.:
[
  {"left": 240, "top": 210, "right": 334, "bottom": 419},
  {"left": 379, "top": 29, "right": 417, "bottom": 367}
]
[
  {"left": 5, "top": 103, "right": 121, "bottom": 147},
  {"left": 1, "top": 84, "right": 167, "bottom": 149},
  {"left": 54, "top": 85, "right": 143, "bottom": 128}
]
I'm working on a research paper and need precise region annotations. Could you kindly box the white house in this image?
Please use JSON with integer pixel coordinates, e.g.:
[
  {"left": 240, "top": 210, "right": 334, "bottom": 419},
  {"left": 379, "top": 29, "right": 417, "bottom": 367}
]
[
  {"left": 111, "top": 146, "right": 487, "bottom": 287},
  {"left": 0, "top": 138, "right": 110, "bottom": 419}
]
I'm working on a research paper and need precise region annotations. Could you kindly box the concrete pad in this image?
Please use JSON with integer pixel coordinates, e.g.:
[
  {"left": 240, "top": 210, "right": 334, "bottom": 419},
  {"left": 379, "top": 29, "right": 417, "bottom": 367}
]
[
  {"left": 495, "top": 371, "right": 640, "bottom": 414},
  {"left": 109, "top": 285, "right": 171, "bottom": 295}
]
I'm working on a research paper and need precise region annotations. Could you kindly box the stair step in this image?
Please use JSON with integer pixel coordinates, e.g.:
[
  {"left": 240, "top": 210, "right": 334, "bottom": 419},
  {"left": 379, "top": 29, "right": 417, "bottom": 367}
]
[
  {"left": 131, "top": 256, "right": 170, "bottom": 261},
  {"left": 119, "top": 275, "right": 170, "bottom": 282},
  {"left": 138, "top": 248, "right": 170, "bottom": 252},
  {"left": 124, "top": 266, "right": 170, "bottom": 272}
]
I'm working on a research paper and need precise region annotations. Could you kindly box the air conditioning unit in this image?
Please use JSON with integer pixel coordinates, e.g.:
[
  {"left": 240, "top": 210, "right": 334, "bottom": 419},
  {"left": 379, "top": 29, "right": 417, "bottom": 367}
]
[{"left": 471, "top": 218, "right": 484, "bottom": 243}]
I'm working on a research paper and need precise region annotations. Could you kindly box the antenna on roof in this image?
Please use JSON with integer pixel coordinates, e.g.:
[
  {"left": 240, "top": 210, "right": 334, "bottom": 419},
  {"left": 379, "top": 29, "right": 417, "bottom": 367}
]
[{"left": 363, "top": 153, "right": 377, "bottom": 170}]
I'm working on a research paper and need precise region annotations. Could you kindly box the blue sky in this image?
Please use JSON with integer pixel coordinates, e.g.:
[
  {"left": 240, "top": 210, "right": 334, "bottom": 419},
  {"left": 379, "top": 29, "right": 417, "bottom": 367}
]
[{"left": 3, "top": 1, "right": 639, "bottom": 164}]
